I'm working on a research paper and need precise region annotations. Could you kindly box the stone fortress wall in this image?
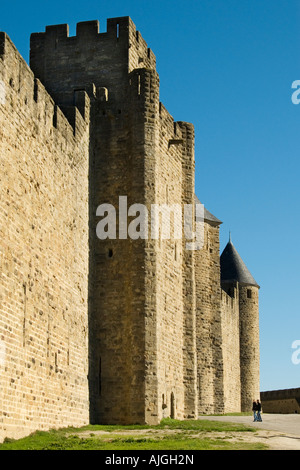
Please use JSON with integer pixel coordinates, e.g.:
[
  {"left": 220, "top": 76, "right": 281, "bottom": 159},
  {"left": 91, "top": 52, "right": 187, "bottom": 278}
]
[
  {"left": 0, "top": 17, "right": 260, "bottom": 441},
  {"left": 261, "top": 388, "right": 300, "bottom": 414},
  {"left": 0, "top": 32, "right": 90, "bottom": 441}
]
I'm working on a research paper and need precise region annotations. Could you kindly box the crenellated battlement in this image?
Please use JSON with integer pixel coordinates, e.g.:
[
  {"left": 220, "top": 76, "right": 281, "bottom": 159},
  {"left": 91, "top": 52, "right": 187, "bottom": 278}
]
[
  {"left": 35, "top": 17, "right": 131, "bottom": 40},
  {"left": 36, "top": 16, "right": 156, "bottom": 65},
  {"left": 30, "top": 17, "right": 156, "bottom": 84},
  {"left": 0, "top": 32, "right": 5, "bottom": 57},
  {"left": 30, "top": 18, "right": 156, "bottom": 108},
  {"left": 0, "top": 32, "right": 89, "bottom": 145}
]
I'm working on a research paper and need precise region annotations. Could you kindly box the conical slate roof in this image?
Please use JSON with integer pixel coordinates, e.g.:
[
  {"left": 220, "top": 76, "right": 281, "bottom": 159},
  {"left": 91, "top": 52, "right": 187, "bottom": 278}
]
[
  {"left": 220, "top": 239, "right": 259, "bottom": 288},
  {"left": 195, "top": 195, "right": 222, "bottom": 226}
]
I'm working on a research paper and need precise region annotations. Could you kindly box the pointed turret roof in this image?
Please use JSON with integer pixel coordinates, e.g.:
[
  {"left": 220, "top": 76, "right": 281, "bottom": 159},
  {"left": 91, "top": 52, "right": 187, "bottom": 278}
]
[
  {"left": 195, "top": 195, "right": 222, "bottom": 226},
  {"left": 220, "top": 237, "right": 259, "bottom": 288}
]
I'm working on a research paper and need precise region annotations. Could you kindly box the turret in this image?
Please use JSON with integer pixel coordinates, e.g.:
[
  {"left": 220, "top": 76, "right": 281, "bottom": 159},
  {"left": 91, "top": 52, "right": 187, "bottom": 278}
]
[
  {"left": 220, "top": 237, "right": 260, "bottom": 412},
  {"left": 194, "top": 196, "right": 225, "bottom": 414}
]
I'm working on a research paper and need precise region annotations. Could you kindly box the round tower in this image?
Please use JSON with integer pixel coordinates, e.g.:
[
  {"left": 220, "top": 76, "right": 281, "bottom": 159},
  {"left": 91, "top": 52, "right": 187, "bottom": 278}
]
[
  {"left": 220, "top": 237, "right": 260, "bottom": 412},
  {"left": 239, "top": 283, "right": 260, "bottom": 411}
]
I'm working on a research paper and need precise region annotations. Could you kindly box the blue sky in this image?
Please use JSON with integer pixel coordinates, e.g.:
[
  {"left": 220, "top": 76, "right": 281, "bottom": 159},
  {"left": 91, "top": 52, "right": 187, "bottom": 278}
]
[{"left": 1, "top": 0, "right": 300, "bottom": 392}]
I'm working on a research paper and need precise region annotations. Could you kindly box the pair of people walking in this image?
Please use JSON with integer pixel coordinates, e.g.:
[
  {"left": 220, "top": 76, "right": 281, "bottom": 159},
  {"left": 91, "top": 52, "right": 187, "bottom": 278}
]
[{"left": 252, "top": 399, "right": 262, "bottom": 422}]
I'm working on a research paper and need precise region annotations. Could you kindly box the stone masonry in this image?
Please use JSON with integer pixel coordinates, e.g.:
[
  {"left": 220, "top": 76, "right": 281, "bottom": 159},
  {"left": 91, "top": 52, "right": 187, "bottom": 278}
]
[
  {"left": 0, "top": 17, "right": 260, "bottom": 441},
  {"left": 261, "top": 388, "right": 300, "bottom": 414}
]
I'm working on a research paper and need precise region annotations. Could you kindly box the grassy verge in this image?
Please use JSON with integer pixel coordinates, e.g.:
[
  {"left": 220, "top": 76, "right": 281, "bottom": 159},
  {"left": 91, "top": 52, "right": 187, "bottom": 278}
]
[{"left": 0, "top": 417, "right": 268, "bottom": 450}]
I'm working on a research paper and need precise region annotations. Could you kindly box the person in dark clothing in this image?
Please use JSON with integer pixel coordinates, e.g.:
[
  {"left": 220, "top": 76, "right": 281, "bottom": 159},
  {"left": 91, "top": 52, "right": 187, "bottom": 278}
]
[
  {"left": 256, "top": 400, "right": 262, "bottom": 422},
  {"left": 252, "top": 399, "right": 258, "bottom": 421}
]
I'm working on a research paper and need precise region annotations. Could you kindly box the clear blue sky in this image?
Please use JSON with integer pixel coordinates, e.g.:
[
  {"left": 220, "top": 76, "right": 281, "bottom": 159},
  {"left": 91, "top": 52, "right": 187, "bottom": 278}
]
[{"left": 1, "top": 0, "right": 300, "bottom": 392}]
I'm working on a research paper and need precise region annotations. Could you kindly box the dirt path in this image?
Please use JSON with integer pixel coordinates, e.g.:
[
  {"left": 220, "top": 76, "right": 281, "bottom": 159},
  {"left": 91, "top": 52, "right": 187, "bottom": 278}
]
[
  {"left": 71, "top": 414, "right": 300, "bottom": 450},
  {"left": 197, "top": 414, "right": 300, "bottom": 450},
  {"left": 75, "top": 423, "right": 300, "bottom": 450}
]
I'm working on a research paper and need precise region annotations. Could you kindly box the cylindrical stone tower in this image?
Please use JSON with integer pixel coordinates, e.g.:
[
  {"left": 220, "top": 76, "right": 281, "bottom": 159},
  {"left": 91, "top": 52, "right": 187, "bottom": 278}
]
[
  {"left": 239, "top": 283, "right": 260, "bottom": 411},
  {"left": 220, "top": 237, "right": 260, "bottom": 412}
]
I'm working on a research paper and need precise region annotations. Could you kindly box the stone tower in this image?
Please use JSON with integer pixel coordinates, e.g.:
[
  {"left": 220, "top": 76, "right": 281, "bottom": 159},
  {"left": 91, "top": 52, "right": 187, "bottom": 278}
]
[
  {"left": 220, "top": 238, "right": 260, "bottom": 411},
  {"left": 194, "top": 197, "right": 225, "bottom": 414},
  {"left": 30, "top": 17, "right": 198, "bottom": 425}
]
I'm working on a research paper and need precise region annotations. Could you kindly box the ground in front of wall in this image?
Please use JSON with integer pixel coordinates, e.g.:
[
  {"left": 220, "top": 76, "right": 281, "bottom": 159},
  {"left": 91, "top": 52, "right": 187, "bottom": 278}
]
[{"left": 0, "top": 417, "right": 277, "bottom": 450}]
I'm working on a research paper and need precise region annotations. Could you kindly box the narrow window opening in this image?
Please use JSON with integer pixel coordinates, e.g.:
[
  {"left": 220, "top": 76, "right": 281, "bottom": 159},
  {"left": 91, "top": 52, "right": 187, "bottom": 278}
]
[
  {"left": 170, "top": 392, "right": 175, "bottom": 419},
  {"left": 53, "top": 106, "right": 57, "bottom": 128},
  {"left": 137, "top": 74, "right": 141, "bottom": 96},
  {"left": 34, "top": 79, "right": 38, "bottom": 102},
  {"left": 116, "top": 23, "right": 120, "bottom": 39},
  {"left": 23, "top": 283, "right": 27, "bottom": 347},
  {"left": 108, "top": 249, "right": 113, "bottom": 258},
  {"left": 206, "top": 231, "right": 209, "bottom": 250},
  {"left": 73, "top": 88, "right": 85, "bottom": 107},
  {"left": 99, "top": 358, "right": 102, "bottom": 396},
  {"left": 228, "top": 287, "right": 236, "bottom": 298},
  {"left": 247, "top": 289, "right": 252, "bottom": 299}
]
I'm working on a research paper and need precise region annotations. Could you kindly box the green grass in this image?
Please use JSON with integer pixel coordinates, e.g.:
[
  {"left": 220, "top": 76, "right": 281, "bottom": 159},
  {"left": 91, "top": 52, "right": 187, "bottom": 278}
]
[{"left": 0, "top": 418, "right": 268, "bottom": 451}]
